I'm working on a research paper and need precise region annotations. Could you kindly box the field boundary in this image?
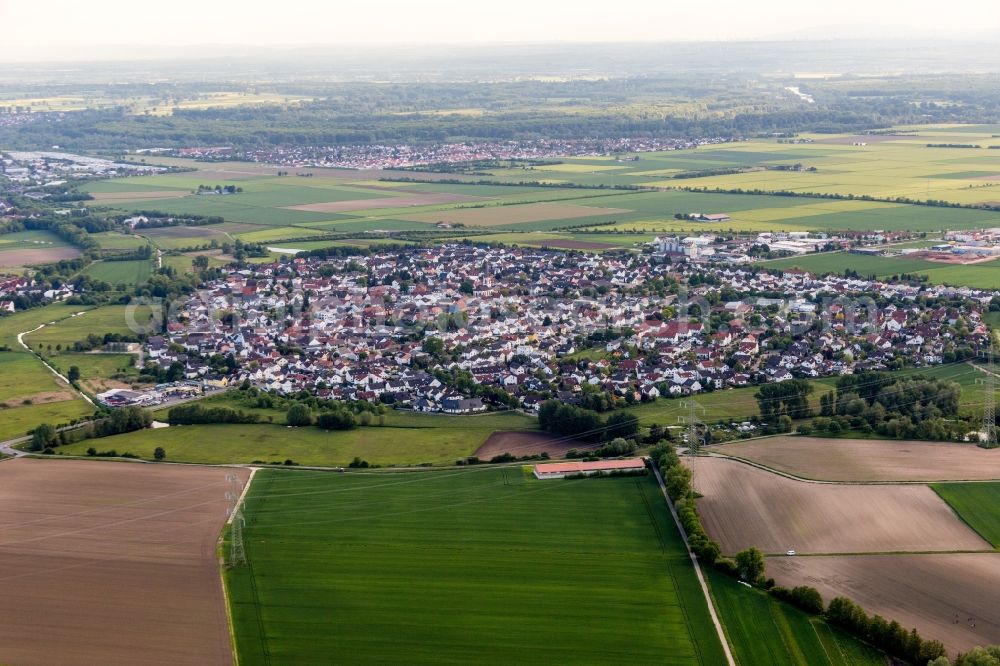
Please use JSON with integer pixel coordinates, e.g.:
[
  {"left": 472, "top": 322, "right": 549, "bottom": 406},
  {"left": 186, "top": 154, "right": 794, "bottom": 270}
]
[{"left": 651, "top": 461, "right": 735, "bottom": 666}]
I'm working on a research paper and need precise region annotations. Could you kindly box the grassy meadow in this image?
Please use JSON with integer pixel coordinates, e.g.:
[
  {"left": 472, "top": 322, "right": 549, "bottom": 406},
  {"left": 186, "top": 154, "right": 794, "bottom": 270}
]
[
  {"left": 55, "top": 411, "right": 536, "bottom": 466},
  {"left": 226, "top": 468, "right": 726, "bottom": 665}
]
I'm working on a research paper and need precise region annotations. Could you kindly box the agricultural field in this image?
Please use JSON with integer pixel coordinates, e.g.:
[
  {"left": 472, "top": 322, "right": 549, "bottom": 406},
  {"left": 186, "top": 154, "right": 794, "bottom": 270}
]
[
  {"left": 45, "top": 352, "right": 139, "bottom": 394},
  {"left": 768, "top": 554, "right": 1000, "bottom": 655},
  {"left": 0, "top": 458, "right": 248, "bottom": 666},
  {"left": 0, "top": 398, "right": 94, "bottom": 442},
  {"left": 712, "top": 435, "right": 1000, "bottom": 482},
  {"left": 761, "top": 250, "right": 1000, "bottom": 289},
  {"left": 932, "top": 483, "right": 1000, "bottom": 547},
  {"left": 78, "top": 135, "right": 1000, "bottom": 253},
  {"left": 706, "top": 569, "right": 886, "bottom": 666},
  {"left": 0, "top": 229, "right": 80, "bottom": 268},
  {"left": 161, "top": 251, "right": 229, "bottom": 273},
  {"left": 625, "top": 376, "right": 838, "bottom": 426},
  {"left": 476, "top": 135, "right": 1000, "bottom": 202},
  {"left": 688, "top": 440, "right": 1000, "bottom": 657},
  {"left": 0, "top": 304, "right": 98, "bottom": 441},
  {"left": 89, "top": 231, "right": 149, "bottom": 251},
  {"left": 22, "top": 304, "right": 155, "bottom": 351},
  {"left": 398, "top": 201, "right": 632, "bottom": 227},
  {"left": 686, "top": 456, "right": 989, "bottom": 555},
  {"left": 55, "top": 412, "right": 536, "bottom": 466},
  {"left": 227, "top": 467, "right": 727, "bottom": 665},
  {"left": 82, "top": 259, "right": 153, "bottom": 286}
]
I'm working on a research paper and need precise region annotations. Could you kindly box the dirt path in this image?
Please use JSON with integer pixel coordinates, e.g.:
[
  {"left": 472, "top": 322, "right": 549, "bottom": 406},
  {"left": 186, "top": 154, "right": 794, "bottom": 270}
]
[{"left": 17, "top": 314, "right": 95, "bottom": 407}]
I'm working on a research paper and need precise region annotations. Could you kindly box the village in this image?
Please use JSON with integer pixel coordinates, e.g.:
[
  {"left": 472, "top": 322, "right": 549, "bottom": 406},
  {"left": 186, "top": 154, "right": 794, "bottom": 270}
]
[
  {"left": 127, "top": 244, "right": 994, "bottom": 413},
  {"left": 159, "top": 136, "right": 735, "bottom": 170}
]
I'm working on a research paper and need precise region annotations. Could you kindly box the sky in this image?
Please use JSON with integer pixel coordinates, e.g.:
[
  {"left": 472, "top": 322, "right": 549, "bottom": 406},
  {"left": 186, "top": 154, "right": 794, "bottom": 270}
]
[{"left": 1, "top": 0, "right": 999, "bottom": 60}]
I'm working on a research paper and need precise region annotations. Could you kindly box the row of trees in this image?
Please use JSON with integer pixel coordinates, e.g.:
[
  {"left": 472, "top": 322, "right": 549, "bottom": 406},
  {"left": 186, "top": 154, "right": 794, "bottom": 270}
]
[
  {"left": 167, "top": 404, "right": 260, "bottom": 425},
  {"left": 811, "top": 373, "right": 972, "bottom": 441},
  {"left": 30, "top": 406, "right": 151, "bottom": 451},
  {"left": 537, "top": 401, "right": 638, "bottom": 442}
]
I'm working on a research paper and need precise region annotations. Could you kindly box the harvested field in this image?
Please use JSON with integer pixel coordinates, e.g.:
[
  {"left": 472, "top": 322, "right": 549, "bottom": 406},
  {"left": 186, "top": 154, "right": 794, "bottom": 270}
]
[
  {"left": 400, "top": 202, "right": 632, "bottom": 227},
  {"left": 0, "top": 458, "right": 249, "bottom": 666},
  {"left": 286, "top": 192, "right": 481, "bottom": 213},
  {"left": 0, "top": 247, "right": 81, "bottom": 267},
  {"left": 473, "top": 430, "right": 585, "bottom": 459},
  {"left": 713, "top": 436, "right": 1000, "bottom": 481},
  {"left": 686, "top": 456, "right": 989, "bottom": 554},
  {"left": 768, "top": 554, "right": 1000, "bottom": 655}
]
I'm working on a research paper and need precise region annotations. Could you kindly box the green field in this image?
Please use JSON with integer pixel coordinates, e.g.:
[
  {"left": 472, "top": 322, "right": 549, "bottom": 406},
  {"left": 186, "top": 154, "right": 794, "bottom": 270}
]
[
  {"left": 82, "top": 259, "right": 153, "bottom": 286},
  {"left": 46, "top": 352, "right": 138, "bottom": 391},
  {"left": 84, "top": 133, "right": 1000, "bottom": 249},
  {"left": 0, "top": 398, "right": 94, "bottom": 441},
  {"left": 760, "top": 251, "right": 1000, "bottom": 289},
  {"left": 227, "top": 468, "right": 726, "bottom": 665},
  {"left": 22, "top": 304, "right": 155, "bottom": 350},
  {"left": 706, "top": 570, "right": 885, "bottom": 666},
  {"left": 55, "top": 411, "right": 535, "bottom": 465},
  {"left": 90, "top": 232, "right": 149, "bottom": 251},
  {"left": 0, "top": 304, "right": 100, "bottom": 440},
  {"left": 932, "top": 482, "right": 1000, "bottom": 548}
]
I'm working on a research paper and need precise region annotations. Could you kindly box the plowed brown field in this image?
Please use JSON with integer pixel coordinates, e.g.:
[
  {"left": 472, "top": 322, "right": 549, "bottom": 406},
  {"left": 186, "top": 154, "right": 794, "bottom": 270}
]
[
  {"left": 713, "top": 436, "right": 1000, "bottom": 481},
  {"left": 768, "top": 554, "right": 1000, "bottom": 655},
  {"left": 686, "top": 456, "right": 989, "bottom": 554},
  {"left": 0, "top": 458, "right": 249, "bottom": 666},
  {"left": 473, "top": 431, "right": 585, "bottom": 459}
]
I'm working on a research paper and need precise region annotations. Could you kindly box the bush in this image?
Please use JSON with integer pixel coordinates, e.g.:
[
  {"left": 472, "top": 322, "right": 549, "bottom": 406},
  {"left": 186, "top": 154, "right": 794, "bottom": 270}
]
[
  {"left": 316, "top": 409, "right": 356, "bottom": 430},
  {"left": 770, "top": 585, "right": 824, "bottom": 614},
  {"left": 286, "top": 403, "right": 313, "bottom": 427}
]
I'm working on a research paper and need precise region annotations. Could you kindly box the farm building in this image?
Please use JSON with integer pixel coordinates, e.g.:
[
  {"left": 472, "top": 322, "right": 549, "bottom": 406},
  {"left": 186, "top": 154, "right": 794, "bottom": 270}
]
[
  {"left": 533, "top": 458, "right": 646, "bottom": 479},
  {"left": 691, "top": 213, "right": 732, "bottom": 222}
]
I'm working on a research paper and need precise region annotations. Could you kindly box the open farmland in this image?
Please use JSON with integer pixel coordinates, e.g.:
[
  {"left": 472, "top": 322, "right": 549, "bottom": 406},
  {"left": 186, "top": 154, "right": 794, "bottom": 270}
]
[
  {"left": 227, "top": 467, "right": 726, "bottom": 665},
  {"left": 0, "top": 230, "right": 81, "bottom": 267},
  {"left": 82, "top": 259, "right": 152, "bottom": 286},
  {"left": 768, "top": 554, "right": 1000, "bottom": 656},
  {"left": 705, "top": 569, "right": 886, "bottom": 666},
  {"left": 0, "top": 458, "right": 249, "bottom": 666},
  {"left": 472, "top": 430, "right": 586, "bottom": 459},
  {"left": 285, "top": 190, "right": 480, "bottom": 212},
  {"left": 0, "top": 304, "right": 98, "bottom": 441},
  {"left": 55, "top": 412, "right": 536, "bottom": 466},
  {"left": 712, "top": 436, "right": 1000, "bottom": 482},
  {"left": 23, "top": 304, "right": 155, "bottom": 351},
  {"left": 399, "top": 201, "right": 632, "bottom": 227},
  {"left": 686, "top": 456, "right": 988, "bottom": 555},
  {"left": 932, "top": 482, "right": 1000, "bottom": 547},
  {"left": 761, "top": 250, "right": 1000, "bottom": 289}
]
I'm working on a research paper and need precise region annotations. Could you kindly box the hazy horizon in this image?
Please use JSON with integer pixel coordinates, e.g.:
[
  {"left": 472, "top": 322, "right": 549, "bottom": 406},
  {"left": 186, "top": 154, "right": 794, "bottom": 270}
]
[{"left": 2, "top": 0, "right": 998, "bottom": 63}]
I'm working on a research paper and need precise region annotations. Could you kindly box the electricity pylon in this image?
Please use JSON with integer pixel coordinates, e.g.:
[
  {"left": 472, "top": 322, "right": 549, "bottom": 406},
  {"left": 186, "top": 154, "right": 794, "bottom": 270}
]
[{"left": 678, "top": 399, "right": 706, "bottom": 454}]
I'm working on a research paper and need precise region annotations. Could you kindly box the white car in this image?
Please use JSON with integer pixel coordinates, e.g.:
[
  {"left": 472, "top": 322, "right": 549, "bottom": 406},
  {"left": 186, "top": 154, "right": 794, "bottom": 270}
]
[{"left": 786, "top": 549, "right": 796, "bottom": 556}]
